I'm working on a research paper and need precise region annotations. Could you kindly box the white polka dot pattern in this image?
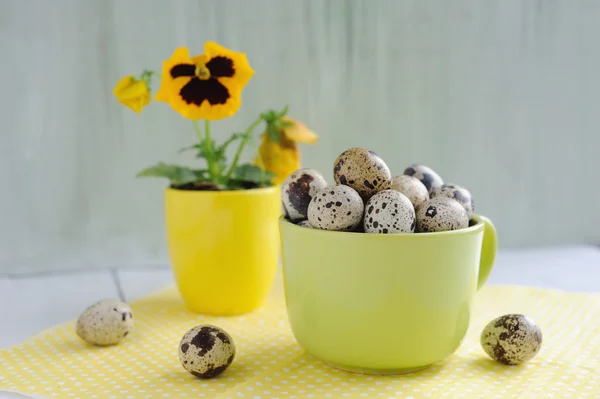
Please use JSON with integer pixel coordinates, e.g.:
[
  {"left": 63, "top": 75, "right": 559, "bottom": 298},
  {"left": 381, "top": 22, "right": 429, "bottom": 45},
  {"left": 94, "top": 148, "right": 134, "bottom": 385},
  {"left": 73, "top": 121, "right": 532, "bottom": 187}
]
[{"left": 0, "top": 285, "right": 599, "bottom": 398}]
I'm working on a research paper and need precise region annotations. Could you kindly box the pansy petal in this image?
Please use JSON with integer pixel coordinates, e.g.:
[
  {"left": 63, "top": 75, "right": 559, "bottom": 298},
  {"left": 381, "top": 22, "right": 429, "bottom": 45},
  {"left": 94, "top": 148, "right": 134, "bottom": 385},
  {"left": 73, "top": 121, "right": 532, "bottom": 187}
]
[
  {"left": 255, "top": 133, "right": 301, "bottom": 184},
  {"left": 176, "top": 87, "right": 242, "bottom": 120},
  {"left": 113, "top": 76, "right": 135, "bottom": 96},
  {"left": 204, "top": 41, "right": 254, "bottom": 89},
  {"left": 154, "top": 85, "right": 170, "bottom": 102},
  {"left": 155, "top": 47, "right": 194, "bottom": 103},
  {"left": 191, "top": 54, "right": 208, "bottom": 65},
  {"left": 163, "top": 74, "right": 242, "bottom": 120},
  {"left": 119, "top": 81, "right": 151, "bottom": 101},
  {"left": 122, "top": 98, "right": 142, "bottom": 113},
  {"left": 281, "top": 117, "right": 319, "bottom": 144}
]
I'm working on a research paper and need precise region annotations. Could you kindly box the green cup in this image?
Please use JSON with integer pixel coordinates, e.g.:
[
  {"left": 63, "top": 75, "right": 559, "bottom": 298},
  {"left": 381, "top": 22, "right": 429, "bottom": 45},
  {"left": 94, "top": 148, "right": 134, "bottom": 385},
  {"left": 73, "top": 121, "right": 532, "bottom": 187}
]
[{"left": 279, "top": 214, "right": 498, "bottom": 375}]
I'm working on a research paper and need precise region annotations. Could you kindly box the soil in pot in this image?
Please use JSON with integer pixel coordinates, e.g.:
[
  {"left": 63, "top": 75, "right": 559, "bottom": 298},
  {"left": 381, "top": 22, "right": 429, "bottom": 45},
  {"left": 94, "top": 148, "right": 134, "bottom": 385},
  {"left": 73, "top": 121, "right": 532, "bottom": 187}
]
[{"left": 170, "top": 180, "right": 262, "bottom": 191}]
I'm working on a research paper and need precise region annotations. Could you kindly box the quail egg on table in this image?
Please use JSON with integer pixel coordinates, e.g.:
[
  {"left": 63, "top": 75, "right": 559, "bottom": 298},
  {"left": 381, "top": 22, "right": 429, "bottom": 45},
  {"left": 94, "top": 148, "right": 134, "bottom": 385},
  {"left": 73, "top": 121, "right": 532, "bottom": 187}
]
[
  {"left": 403, "top": 164, "right": 444, "bottom": 194},
  {"left": 179, "top": 325, "right": 236, "bottom": 378},
  {"left": 308, "top": 185, "right": 364, "bottom": 231},
  {"left": 333, "top": 147, "right": 392, "bottom": 201},
  {"left": 281, "top": 168, "right": 328, "bottom": 222},
  {"left": 76, "top": 298, "right": 134, "bottom": 346},
  {"left": 364, "top": 189, "right": 416, "bottom": 234},
  {"left": 390, "top": 175, "right": 429, "bottom": 209},
  {"left": 416, "top": 197, "right": 469, "bottom": 232},
  {"left": 480, "top": 314, "right": 543, "bottom": 365},
  {"left": 431, "top": 183, "right": 474, "bottom": 219}
]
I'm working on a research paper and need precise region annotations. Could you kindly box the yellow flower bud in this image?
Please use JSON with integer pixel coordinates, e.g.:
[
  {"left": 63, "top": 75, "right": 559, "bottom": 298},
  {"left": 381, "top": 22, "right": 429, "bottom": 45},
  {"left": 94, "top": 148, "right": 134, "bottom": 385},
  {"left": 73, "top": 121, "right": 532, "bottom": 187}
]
[
  {"left": 254, "top": 118, "right": 319, "bottom": 184},
  {"left": 280, "top": 118, "right": 318, "bottom": 144},
  {"left": 113, "top": 75, "right": 151, "bottom": 113}
]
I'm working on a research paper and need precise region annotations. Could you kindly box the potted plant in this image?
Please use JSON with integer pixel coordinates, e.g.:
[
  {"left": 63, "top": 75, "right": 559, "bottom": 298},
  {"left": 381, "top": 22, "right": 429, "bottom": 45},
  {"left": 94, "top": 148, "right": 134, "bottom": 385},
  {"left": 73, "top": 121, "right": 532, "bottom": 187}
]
[{"left": 113, "top": 41, "right": 318, "bottom": 315}]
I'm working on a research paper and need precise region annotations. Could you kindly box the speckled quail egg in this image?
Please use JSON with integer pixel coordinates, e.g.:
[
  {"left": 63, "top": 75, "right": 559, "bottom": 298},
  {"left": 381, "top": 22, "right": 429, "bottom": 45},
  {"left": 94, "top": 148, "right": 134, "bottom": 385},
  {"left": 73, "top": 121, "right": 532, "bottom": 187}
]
[
  {"left": 75, "top": 299, "right": 133, "bottom": 346},
  {"left": 364, "top": 190, "right": 416, "bottom": 234},
  {"left": 390, "top": 175, "right": 429, "bottom": 209},
  {"left": 296, "top": 219, "right": 313, "bottom": 228},
  {"left": 333, "top": 148, "right": 392, "bottom": 201},
  {"left": 431, "top": 183, "right": 474, "bottom": 219},
  {"left": 480, "top": 314, "right": 543, "bottom": 365},
  {"left": 281, "top": 168, "right": 328, "bottom": 222},
  {"left": 416, "top": 197, "right": 469, "bottom": 232},
  {"left": 403, "top": 164, "right": 444, "bottom": 194},
  {"left": 179, "top": 324, "right": 236, "bottom": 379},
  {"left": 308, "top": 185, "right": 364, "bottom": 231}
]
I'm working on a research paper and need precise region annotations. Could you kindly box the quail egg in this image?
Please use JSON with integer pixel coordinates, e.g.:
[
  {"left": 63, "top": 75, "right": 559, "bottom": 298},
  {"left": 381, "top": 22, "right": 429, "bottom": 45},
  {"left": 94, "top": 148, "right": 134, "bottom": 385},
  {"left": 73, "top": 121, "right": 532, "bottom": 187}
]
[
  {"left": 480, "top": 314, "right": 543, "bottom": 365},
  {"left": 297, "top": 220, "right": 313, "bottom": 228},
  {"left": 431, "top": 183, "right": 474, "bottom": 219},
  {"left": 76, "top": 299, "right": 134, "bottom": 346},
  {"left": 281, "top": 168, "right": 328, "bottom": 222},
  {"left": 403, "top": 164, "right": 444, "bottom": 194},
  {"left": 364, "top": 190, "right": 416, "bottom": 234},
  {"left": 179, "top": 325, "right": 236, "bottom": 379},
  {"left": 333, "top": 148, "right": 392, "bottom": 201},
  {"left": 416, "top": 197, "right": 468, "bottom": 232},
  {"left": 308, "top": 185, "right": 364, "bottom": 231},
  {"left": 390, "top": 175, "right": 429, "bottom": 209}
]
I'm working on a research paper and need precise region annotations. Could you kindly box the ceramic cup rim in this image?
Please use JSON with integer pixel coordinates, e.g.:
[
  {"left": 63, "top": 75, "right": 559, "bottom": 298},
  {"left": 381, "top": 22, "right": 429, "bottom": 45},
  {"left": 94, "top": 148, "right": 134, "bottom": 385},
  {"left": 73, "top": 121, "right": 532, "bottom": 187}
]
[
  {"left": 165, "top": 185, "right": 279, "bottom": 197},
  {"left": 279, "top": 214, "right": 485, "bottom": 239}
]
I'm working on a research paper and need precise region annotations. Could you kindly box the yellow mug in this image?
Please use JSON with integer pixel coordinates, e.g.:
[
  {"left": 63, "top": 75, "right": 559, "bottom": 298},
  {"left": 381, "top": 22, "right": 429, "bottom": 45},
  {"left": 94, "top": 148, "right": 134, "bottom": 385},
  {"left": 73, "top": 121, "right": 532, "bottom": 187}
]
[
  {"left": 279, "top": 214, "right": 497, "bottom": 374},
  {"left": 165, "top": 186, "right": 281, "bottom": 315}
]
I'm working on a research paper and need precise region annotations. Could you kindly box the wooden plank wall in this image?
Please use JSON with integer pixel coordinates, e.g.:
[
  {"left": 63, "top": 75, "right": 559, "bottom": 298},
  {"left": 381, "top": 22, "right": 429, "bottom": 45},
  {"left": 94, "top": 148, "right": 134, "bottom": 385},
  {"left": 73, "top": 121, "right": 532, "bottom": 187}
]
[{"left": 1, "top": 0, "right": 598, "bottom": 272}]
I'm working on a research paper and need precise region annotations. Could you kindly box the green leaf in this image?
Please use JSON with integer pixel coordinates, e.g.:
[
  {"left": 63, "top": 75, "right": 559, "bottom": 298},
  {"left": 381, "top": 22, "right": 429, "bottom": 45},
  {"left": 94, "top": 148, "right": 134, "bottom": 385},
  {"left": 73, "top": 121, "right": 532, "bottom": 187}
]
[
  {"left": 267, "top": 124, "right": 280, "bottom": 143},
  {"left": 136, "top": 162, "right": 208, "bottom": 185},
  {"left": 177, "top": 144, "right": 201, "bottom": 154},
  {"left": 178, "top": 140, "right": 217, "bottom": 160},
  {"left": 260, "top": 110, "right": 278, "bottom": 123},
  {"left": 138, "top": 69, "right": 154, "bottom": 91},
  {"left": 280, "top": 120, "right": 295, "bottom": 128},
  {"left": 233, "top": 164, "right": 275, "bottom": 185},
  {"left": 277, "top": 105, "right": 289, "bottom": 118},
  {"left": 196, "top": 139, "right": 215, "bottom": 160}
]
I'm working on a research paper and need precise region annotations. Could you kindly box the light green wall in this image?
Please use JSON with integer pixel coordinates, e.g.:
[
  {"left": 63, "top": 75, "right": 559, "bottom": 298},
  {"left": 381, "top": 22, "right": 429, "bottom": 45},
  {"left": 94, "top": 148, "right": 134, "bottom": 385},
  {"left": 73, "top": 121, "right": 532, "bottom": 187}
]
[{"left": 1, "top": 0, "right": 598, "bottom": 273}]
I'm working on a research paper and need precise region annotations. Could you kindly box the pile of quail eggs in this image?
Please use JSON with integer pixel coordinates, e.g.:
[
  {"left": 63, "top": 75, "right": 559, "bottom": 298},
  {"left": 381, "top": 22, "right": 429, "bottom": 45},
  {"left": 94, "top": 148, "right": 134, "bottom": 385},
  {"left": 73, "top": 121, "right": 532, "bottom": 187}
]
[{"left": 282, "top": 147, "right": 475, "bottom": 233}]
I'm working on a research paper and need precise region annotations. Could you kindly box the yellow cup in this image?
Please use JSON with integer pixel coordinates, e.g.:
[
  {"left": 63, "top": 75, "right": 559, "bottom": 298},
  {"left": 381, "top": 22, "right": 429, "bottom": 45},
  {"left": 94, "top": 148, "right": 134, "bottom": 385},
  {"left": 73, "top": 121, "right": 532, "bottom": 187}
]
[
  {"left": 279, "top": 214, "right": 497, "bottom": 374},
  {"left": 165, "top": 186, "right": 281, "bottom": 315}
]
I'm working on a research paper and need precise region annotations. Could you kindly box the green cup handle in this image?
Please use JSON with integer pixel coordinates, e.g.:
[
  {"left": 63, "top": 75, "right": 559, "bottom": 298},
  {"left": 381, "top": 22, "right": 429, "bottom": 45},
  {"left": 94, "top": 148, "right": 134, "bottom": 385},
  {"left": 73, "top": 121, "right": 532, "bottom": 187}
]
[{"left": 477, "top": 215, "right": 498, "bottom": 290}]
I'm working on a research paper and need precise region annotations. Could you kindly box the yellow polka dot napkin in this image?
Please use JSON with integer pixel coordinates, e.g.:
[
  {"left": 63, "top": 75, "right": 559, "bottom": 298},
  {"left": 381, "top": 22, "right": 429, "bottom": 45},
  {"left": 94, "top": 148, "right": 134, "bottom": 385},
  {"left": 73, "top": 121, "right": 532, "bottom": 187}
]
[{"left": 1, "top": 279, "right": 599, "bottom": 399}]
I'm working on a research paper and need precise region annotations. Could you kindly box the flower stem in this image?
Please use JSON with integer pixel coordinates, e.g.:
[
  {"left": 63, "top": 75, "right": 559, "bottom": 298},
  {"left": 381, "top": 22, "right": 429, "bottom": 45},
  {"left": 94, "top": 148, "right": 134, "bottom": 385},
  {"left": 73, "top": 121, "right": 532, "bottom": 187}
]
[
  {"left": 193, "top": 120, "right": 203, "bottom": 143},
  {"left": 193, "top": 120, "right": 219, "bottom": 183},
  {"left": 224, "top": 116, "right": 265, "bottom": 182},
  {"left": 254, "top": 142, "right": 267, "bottom": 186},
  {"left": 139, "top": 70, "right": 160, "bottom": 83},
  {"left": 204, "top": 119, "right": 221, "bottom": 178}
]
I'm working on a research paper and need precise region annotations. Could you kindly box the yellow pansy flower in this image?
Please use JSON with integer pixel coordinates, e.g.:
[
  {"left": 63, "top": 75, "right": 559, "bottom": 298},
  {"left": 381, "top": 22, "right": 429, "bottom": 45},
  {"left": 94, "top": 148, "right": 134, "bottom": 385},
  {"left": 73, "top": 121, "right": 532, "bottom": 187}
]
[
  {"left": 155, "top": 42, "right": 254, "bottom": 120},
  {"left": 113, "top": 75, "right": 151, "bottom": 113},
  {"left": 254, "top": 118, "right": 319, "bottom": 184}
]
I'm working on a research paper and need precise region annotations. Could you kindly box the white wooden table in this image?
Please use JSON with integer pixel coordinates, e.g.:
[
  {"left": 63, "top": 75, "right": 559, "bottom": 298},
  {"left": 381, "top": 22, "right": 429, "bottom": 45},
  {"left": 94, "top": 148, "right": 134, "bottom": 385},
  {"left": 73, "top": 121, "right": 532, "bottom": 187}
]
[{"left": 1, "top": 245, "right": 600, "bottom": 399}]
